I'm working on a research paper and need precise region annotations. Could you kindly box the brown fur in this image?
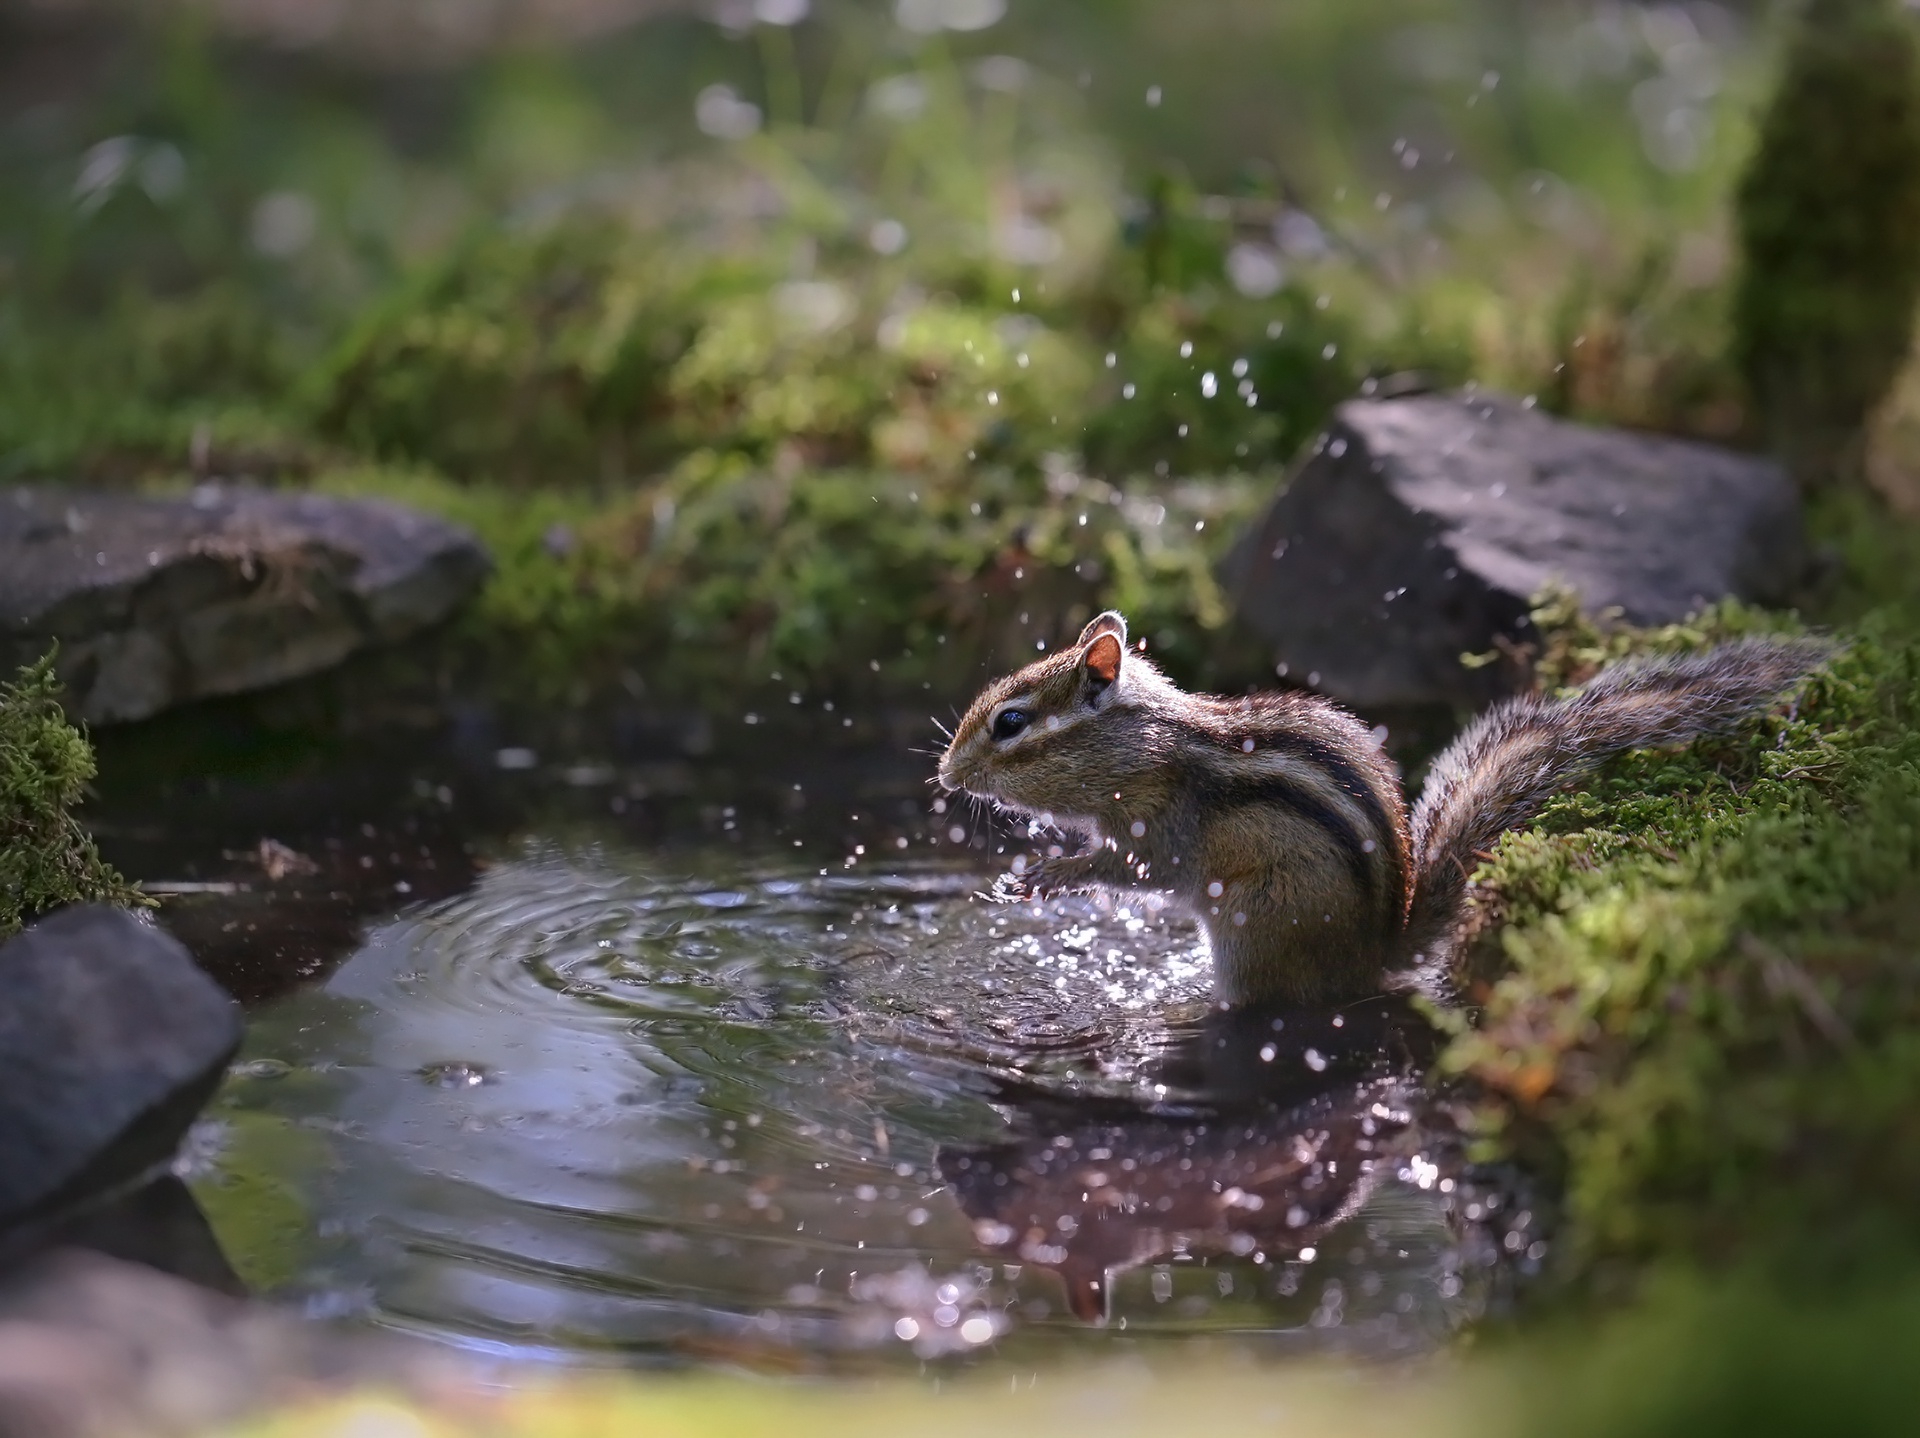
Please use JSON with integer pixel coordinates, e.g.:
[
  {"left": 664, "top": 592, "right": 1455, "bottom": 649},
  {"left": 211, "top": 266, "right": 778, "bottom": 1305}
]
[{"left": 938, "top": 613, "right": 1830, "bottom": 1007}]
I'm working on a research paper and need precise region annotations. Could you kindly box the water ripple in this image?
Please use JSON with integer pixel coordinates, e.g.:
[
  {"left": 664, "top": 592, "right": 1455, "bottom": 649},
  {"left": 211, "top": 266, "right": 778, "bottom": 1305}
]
[{"left": 202, "top": 839, "right": 1527, "bottom": 1366}]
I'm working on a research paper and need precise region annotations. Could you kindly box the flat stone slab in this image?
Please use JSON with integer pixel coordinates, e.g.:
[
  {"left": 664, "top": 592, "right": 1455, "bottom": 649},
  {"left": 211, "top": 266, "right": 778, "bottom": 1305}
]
[
  {"left": 1, "top": 485, "right": 490, "bottom": 724},
  {"left": 1219, "top": 390, "right": 1807, "bottom": 710},
  {"left": 0, "top": 905, "right": 242, "bottom": 1230}
]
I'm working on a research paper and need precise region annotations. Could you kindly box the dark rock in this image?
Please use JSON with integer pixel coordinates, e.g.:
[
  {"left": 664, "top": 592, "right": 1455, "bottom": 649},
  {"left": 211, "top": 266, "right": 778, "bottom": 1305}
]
[
  {"left": 0, "top": 1177, "right": 242, "bottom": 1299},
  {"left": 1219, "top": 391, "right": 1808, "bottom": 710},
  {"left": 0, "top": 907, "right": 242, "bottom": 1229},
  {"left": 0, "top": 486, "right": 491, "bottom": 724}
]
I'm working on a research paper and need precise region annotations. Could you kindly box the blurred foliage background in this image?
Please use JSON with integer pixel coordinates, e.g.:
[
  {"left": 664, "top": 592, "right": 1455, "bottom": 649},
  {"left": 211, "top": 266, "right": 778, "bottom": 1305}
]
[{"left": 3, "top": 0, "right": 1852, "bottom": 696}]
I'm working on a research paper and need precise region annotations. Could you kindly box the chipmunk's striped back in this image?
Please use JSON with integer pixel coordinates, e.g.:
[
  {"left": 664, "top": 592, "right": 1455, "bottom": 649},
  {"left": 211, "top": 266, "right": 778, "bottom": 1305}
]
[
  {"left": 1170, "top": 690, "right": 1410, "bottom": 949},
  {"left": 939, "top": 612, "right": 1830, "bottom": 1007}
]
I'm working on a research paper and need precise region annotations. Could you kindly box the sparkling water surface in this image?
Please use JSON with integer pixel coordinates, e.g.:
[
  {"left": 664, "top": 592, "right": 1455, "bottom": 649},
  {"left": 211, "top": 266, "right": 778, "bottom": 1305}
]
[{"left": 197, "top": 829, "right": 1529, "bottom": 1369}]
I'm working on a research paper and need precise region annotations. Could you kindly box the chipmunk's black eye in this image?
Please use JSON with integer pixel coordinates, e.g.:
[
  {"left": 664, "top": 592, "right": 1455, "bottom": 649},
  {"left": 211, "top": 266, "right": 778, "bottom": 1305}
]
[{"left": 990, "top": 708, "right": 1031, "bottom": 742}]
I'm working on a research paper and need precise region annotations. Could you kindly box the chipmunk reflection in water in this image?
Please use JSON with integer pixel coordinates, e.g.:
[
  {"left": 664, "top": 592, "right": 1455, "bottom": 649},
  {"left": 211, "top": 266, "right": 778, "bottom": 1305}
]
[
  {"left": 938, "top": 610, "right": 1828, "bottom": 1007},
  {"left": 938, "top": 999, "right": 1512, "bottom": 1327}
]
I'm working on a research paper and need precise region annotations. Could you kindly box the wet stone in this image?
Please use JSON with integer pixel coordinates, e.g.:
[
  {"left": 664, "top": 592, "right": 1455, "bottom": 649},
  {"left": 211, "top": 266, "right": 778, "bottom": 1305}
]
[
  {"left": 0, "top": 906, "right": 243, "bottom": 1229},
  {"left": 1219, "top": 390, "right": 1808, "bottom": 710},
  {"left": 0, "top": 484, "right": 490, "bottom": 724}
]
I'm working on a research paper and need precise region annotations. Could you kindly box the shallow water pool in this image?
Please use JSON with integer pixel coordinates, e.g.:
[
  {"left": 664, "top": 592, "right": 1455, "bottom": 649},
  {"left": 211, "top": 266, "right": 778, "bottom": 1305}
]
[
  {"left": 91, "top": 702, "right": 1534, "bottom": 1370},
  {"left": 188, "top": 829, "right": 1530, "bottom": 1369}
]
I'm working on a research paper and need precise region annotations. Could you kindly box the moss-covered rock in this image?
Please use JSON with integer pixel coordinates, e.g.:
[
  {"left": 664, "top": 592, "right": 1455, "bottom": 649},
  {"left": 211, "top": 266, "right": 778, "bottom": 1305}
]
[
  {"left": 1733, "top": 0, "right": 1920, "bottom": 493},
  {"left": 0, "top": 655, "right": 143, "bottom": 940}
]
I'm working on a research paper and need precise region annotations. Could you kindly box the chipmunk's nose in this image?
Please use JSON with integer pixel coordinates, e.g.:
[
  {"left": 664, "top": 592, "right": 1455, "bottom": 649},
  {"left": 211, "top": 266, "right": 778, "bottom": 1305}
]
[{"left": 935, "top": 747, "right": 973, "bottom": 794}]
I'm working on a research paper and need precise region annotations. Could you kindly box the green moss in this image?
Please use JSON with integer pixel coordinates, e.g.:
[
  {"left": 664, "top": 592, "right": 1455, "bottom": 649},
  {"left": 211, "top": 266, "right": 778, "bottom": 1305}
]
[
  {"left": 313, "top": 458, "right": 1258, "bottom": 701},
  {"left": 303, "top": 191, "right": 1382, "bottom": 494},
  {"left": 187, "top": 1111, "right": 329, "bottom": 1292},
  {"left": 1077, "top": 289, "right": 1366, "bottom": 476},
  {"left": 1438, "top": 592, "right": 1920, "bottom": 1282},
  {"left": 308, "top": 223, "right": 731, "bottom": 484},
  {"left": 1732, "top": 0, "right": 1920, "bottom": 491},
  {"left": 0, "top": 286, "right": 304, "bottom": 481},
  {"left": 0, "top": 655, "right": 144, "bottom": 940},
  {"left": 667, "top": 287, "right": 1096, "bottom": 474}
]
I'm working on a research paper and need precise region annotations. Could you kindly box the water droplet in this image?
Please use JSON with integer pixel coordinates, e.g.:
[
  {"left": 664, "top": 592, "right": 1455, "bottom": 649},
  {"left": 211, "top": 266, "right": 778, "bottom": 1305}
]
[{"left": 419, "top": 1061, "right": 490, "bottom": 1089}]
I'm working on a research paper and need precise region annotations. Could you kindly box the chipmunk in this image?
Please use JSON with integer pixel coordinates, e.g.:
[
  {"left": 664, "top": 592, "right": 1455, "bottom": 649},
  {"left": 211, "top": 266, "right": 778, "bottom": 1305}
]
[{"left": 937, "top": 611, "right": 1830, "bottom": 1007}]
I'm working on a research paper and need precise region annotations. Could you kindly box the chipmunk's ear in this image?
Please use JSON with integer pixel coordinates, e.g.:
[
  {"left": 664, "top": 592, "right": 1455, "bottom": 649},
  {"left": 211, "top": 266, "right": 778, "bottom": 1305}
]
[
  {"left": 1081, "top": 629, "right": 1124, "bottom": 700},
  {"left": 1077, "top": 610, "right": 1128, "bottom": 648}
]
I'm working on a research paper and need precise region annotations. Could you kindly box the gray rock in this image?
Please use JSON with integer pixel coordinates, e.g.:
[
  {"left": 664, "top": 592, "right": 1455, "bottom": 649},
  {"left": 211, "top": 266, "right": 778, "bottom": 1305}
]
[
  {"left": 1219, "top": 390, "right": 1807, "bottom": 710},
  {"left": 0, "top": 906, "right": 242, "bottom": 1229},
  {"left": 0, "top": 486, "right": 491, "bottom": 724}
]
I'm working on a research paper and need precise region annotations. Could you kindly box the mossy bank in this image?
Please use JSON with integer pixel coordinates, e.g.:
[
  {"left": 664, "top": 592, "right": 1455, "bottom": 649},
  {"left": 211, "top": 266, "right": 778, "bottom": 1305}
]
[{"left": 1438, "top": 592, "right": 1920, "bottom": 1289}]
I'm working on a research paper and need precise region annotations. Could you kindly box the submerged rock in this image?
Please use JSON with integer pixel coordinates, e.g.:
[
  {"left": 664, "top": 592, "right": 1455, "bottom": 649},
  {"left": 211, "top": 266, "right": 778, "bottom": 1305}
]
[
  {"left": 0, "top": 906, "right": 242, "bottom": 1229},
  {"left": 0, "top": 485, "right": 490, "bottom": 724},
  {"left": 1219, "top": 391, "right": 1807, "bottom": 710}
]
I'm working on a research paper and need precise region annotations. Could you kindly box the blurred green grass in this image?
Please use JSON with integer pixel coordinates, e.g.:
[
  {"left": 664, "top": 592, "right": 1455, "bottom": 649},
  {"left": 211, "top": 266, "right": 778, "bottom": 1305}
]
[{"left": 0, "top": 0, "right": 1789, "bottom": 693}]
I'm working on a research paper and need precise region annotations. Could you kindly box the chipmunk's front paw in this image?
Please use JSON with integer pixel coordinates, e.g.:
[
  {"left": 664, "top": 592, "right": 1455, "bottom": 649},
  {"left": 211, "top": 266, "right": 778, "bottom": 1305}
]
[
  {"left": 984, "top": 868, "right": 1038, "bottom": 904},
  {"left": 984, "top": 853, "right": 1095, "bottom": 904},
  {"left": 1019, "top": 854, "right": 1095, "bottom": 900}
]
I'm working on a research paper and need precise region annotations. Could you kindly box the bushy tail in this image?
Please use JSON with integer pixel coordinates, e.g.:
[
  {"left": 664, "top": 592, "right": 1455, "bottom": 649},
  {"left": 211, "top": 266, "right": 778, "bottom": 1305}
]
[{"left": 1401, "top": 636, "right": 1833, "bottom": 965}]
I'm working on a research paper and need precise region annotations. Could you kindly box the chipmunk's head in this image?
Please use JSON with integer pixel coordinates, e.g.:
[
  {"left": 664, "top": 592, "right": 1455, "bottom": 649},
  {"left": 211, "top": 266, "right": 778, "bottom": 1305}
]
[{"left": 937, "top": 610, "right": 1143, "bottom": 818}]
